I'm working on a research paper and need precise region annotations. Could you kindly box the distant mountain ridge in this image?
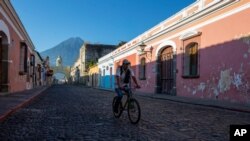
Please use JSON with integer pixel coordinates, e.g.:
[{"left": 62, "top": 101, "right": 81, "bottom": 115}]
[{"left": 41, "top": 37, "right": 84, "bottom": 66}]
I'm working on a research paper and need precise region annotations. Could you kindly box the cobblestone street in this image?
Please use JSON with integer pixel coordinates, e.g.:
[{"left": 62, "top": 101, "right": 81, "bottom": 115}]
[{"left": 0, "top": 85, "right": 250, "bottom": 140}]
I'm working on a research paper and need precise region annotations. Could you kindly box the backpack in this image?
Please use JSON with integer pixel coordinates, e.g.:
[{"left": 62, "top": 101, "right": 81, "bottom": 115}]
[{"left": 120, "top": 66, "right": 131, "bottom": 83}]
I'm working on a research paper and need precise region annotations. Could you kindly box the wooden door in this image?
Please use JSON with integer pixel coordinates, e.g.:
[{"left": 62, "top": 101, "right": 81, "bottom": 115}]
[{"left": 160, "top": 47, "right": 173, "bottom": 94}]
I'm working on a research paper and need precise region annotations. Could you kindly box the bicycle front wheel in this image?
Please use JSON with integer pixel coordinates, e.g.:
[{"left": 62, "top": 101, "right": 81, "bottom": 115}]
[{"left": 128, "top": 98, "right": 141, "bottom": 124}]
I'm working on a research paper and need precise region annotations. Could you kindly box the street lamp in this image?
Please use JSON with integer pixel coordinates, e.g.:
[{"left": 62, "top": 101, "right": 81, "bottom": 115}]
[{"left": 138, "top": 42, "right": 153, "bottom": 54}]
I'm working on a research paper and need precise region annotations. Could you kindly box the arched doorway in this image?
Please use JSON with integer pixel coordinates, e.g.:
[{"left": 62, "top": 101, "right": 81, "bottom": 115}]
[
  {"left": 0, "top": 31, "right": 9, "bottom": 92},
  {"left": 155, "top": 40, "right": 177, "bottom": 95},
  {"left": 160, "top": 47, "right": 174, "bottom": 94}
]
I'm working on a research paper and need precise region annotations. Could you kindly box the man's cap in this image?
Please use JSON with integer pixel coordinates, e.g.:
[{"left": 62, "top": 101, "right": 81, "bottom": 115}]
[{"left": 122, "top": 59, "right": 130, "bottom": 65}]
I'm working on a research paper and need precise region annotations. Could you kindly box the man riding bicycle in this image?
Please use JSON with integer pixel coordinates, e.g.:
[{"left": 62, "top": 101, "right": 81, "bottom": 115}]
[{"left": 114, "top": 59, "right": 141, "bottom": 113}]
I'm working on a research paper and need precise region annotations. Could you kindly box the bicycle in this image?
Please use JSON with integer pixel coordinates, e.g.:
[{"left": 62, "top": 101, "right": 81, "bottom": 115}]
[{"left": 112, "top": 86, "right": 141, "bottom": 124}]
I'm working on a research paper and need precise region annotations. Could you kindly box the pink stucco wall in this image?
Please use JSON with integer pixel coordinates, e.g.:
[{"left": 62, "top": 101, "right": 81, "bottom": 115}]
[
  {"left": 176, "top": 8, "right": 250, "bottom": 104},
  {"left": 124, "top": 3, "right": 250, "bottom": 104},
  {"left": 0, "top": 12, "right": 33, "bottom": 93}
]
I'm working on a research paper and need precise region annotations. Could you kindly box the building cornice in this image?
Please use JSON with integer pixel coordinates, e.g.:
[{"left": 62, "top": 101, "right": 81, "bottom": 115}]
[
  {"left": 99, "top": 0, "right": 239, "bottom": 63},
  {"left": 2, "top": 0, "right": 35, "bottom": 50}
]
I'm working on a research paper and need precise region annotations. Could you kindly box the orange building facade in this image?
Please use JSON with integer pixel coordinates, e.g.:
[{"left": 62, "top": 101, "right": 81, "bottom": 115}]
[
  {"left": 0, "top": 0, "right": 36, "bottom": 93},
  {"left": 99, "top": 0, "right": 250, "bottom": 104}
]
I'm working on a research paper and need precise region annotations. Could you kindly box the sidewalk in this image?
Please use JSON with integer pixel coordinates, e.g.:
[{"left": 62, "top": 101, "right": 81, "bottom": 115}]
[
  {"left": 96, "top": 87, "right": 250, "bottom": 113},
  {"left": 0, "top": 86, "right": 49, "bottom": 122}
]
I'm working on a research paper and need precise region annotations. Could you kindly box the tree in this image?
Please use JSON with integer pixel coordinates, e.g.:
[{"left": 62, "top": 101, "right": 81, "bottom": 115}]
[
  {"left": 86, "top": 59, "right": 97, "bottom": 68},
  {"left": 117, "top": 41, "right": 127, "bottom": 47}
]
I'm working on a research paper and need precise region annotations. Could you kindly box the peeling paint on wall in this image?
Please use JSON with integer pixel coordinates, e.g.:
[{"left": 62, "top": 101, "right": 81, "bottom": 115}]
[
  {"left": 184, "top": 65, "right": 249, "bottom": 100},
  {"left": 244, "top": 53, "right": 248, "bottom": 59},
  {"left": 232, "top": 73, "right": 243, "bottom": 90},
  {"left": 207, "top": 79, "right": 218, "bottom": 97},
  {"left": 198, "top": 82, "right": 206, "bottom": 92},
  {"left": 180, "top": 34, "right": 250, "bottom": 102},
  {"left": 218, "top": 69, "right": 232, "bottom": 93},
  {"left": 237, "top": 81, "right": 250, "bottom": 96},
  {"left": 213, "top": 88, "right": 219, "bottom": 96}
]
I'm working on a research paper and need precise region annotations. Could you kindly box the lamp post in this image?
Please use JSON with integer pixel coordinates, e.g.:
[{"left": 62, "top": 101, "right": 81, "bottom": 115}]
[
  {"left": 139, "top": 42, "right": 147, "bottom": 52},
  {"left": 138, "top": 42, "right": 153, "bottom": 54}
]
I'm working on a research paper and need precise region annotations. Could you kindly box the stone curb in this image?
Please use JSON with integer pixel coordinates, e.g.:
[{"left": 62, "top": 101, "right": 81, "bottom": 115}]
[
  {"left": 137, "top": 94, "right": 250, "bottom": 113},
  {"left": 94, "top": 87, "right": 250, "bottom": 113},
  {"left": 0, "top": 87, "right": 49, "bottom": 122}
]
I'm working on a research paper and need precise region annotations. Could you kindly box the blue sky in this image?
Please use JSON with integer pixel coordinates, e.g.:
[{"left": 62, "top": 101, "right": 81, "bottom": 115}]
[{"left": 11, "top": 0, "right": 195, "bottom": 52}]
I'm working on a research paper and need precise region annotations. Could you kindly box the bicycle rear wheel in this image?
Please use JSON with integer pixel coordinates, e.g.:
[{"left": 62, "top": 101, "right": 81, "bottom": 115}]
[
  {"left": 128, "top": 98, "right": 141, "bottom": 124},
  {"left": 112, "top": 96, "right": 123, "bottom": 118}
]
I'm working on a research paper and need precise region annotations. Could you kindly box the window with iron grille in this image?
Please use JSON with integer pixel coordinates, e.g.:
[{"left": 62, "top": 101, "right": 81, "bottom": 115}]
[
  {"left": 19, "top": 43, "right": 28, "bottom": 75},
  {"left": 30, "top": 54, "right": 35, "bottom": 66},
  {"left": 183, "top": 42, "right": 199, "bottom": 78},
  {"left": 139, "top": 57, "right": 146, "bottom": 80}
]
